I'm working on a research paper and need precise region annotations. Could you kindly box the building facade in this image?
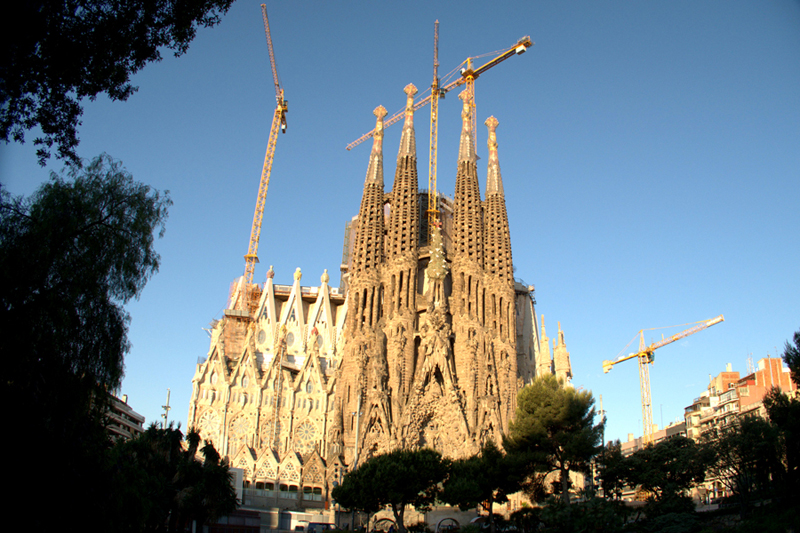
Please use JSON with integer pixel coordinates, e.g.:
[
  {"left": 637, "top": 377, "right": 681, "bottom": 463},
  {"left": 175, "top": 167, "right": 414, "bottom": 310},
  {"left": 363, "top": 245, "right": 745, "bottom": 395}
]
[
  {"left": 106, "top": 393, "right": 146, "bottom": 441},
  {"left": 186, "top": 86, "right": 572, "bottom": 508},
  {"left": 684, "top": 357, "right": 796, "bottom": 440},
  {"left": 683, "top": 356, "right": 796, "bottom": 500}
]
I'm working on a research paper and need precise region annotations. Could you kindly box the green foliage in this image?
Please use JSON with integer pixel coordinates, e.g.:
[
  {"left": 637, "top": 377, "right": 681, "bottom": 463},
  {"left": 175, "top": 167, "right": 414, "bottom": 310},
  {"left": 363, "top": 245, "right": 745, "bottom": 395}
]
[
  {"left": 506, "top": 375, "right": 603, "bottom": 504},
  {"left": 764, "top": 387, "right": 800, "bottom": 498},
  {"left": 106, "top": 425, "right": 238, "bottom": 532},
  {"left": 0, "top": 154, "right": 171, "bottom": 531},
  {"left": 509, "top": 507, "right": 542, "bottom": 533},
  {"left": 782, "top": 328, "right": 800, "bottom": 387},
  {"left": 332, "top": 448, "right": 449, "bottom": 533},
  {"left": 108, "top": 424, "right": 238, "bottom": 533},
  {"left": 639, "top": 511, "right": 699, "bottom": 533},
  {"left": 538, "top": 492, "right": 628, "bottom": 533},
  {"left": 1, "top": 154, "right": 171, "bottom": 397},
  {"left": 730, "top": 503, "right": 800, "bottom": 533},
  {"left": 1, "top": 0, "right": 234, "bottom": 164},
  {"left": 441, "top": 440, "right": 522, "bottom": 533},
  {"left": 406, "top": 522, "right": 433, "bottom": 533},
  {"left": 597, "top": 440, "right": 626, "bottom": 499},
  {"left": 622, "top": 436, "right": 705, "bottom": 506},
  {"left": 641, "top": 493, "right": 695, "bottom": 520},
  {"left": 700, "top": 416, "right": 780, "bottom": 513}
]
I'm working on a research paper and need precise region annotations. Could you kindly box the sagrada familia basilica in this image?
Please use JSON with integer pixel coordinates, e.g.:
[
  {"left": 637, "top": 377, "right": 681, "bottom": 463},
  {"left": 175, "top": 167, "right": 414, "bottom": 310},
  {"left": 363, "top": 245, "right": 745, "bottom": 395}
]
[{"left": 187, "top": 84, "right": 572, "bottom": 503}]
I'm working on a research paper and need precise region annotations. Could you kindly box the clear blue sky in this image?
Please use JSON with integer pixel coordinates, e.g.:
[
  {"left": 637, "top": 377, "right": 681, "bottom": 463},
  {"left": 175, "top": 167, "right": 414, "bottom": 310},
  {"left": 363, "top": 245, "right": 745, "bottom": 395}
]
[{"left": 2, "top": 1, "right": 799, "bottom": 444}]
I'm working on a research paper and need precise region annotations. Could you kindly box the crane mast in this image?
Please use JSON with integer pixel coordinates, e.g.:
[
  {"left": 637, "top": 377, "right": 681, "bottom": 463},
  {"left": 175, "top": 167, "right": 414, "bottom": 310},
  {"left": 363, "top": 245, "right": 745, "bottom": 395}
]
[
  {"left": 427, "top": 20, "right": 441, "bottom": 241},
  {"left": 241, "top": 4, "right": 288, "bottom": 314},
  {"left": 603, "top": 315, "right": 724, "bottom": 444},
  {"left": 345, "top": 35, "right": 532, "bottom": 152}
]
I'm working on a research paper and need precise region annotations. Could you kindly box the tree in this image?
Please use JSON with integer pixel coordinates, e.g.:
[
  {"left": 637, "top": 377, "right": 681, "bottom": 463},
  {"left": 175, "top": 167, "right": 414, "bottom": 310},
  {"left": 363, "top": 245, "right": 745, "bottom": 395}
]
[
  {"left": 332, "top": 448, "right": 449, "bottom": 533},
  {"left": 1, "top": 154, "right": 171, "bottom": 401},
  {"left": 782, "top": 328, "right": 800, "bottom": 387},
  {"left": 108, "top": 424, "right": 238, "bottom": 533},
  {"left": 622, "top": 435, "right": 705, "bottom": 516},
  {"left": 0, "top": 154, "right": 171, "bottom": 530},
  {"left": 597, "top": 440, "right": 626, "bottom": 500},
  {"left": 700, "top": 416, "right": 780, "bottom": 515},
  {"left": 761, "top": 328, "right": 800, "bottom": 500},
  {"left": 441, "top": 440, "right": 523, "bottom": 533},
  {"left": 1, "top": 0, "right": 234, "bottom": 165},
  {"left": 506, "top": 374, "right": 603, "bottom": 505},
  {"left": 764, "top": 387, "right": 800, "bottom": 498}
]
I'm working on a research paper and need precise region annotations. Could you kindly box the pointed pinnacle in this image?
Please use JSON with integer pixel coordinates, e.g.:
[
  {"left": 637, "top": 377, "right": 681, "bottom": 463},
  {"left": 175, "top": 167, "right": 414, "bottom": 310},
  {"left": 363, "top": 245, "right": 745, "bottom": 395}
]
[
  {"left": 399, "top": 84, "right": 417, "bottom": 157},
  {"left": 485, "top": 116, "right": 504, "bottom": 196},
  {"left": 365, "top": 105, "right": 387, "bottom": 185},
  {"left": 458, "top": 90, "right": 477, "bottom": 163}
]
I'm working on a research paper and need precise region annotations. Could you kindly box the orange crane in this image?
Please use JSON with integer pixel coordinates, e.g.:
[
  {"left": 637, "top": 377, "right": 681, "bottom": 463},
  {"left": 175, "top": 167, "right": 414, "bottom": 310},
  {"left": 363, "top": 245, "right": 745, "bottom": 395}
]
[
  {"left": 344, "top": 34, "right": 533, "bottom": 153},
  {"left": 240, "top": 4, "right": 288, "bottom": 314},
  {"left": 603, "top": 314, "right": 724, "bottom": 444}
]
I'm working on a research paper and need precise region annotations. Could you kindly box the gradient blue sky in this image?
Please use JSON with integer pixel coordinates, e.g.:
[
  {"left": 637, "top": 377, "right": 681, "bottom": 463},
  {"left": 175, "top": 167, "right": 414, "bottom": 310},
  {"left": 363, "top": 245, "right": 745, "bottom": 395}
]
[{"left": 2, "top": 1, "right": 799, "bottom": 444}]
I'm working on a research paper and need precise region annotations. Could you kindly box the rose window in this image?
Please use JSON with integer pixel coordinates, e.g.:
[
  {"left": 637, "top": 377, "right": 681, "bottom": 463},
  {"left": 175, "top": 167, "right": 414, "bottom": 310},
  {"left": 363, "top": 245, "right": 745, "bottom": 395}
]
[
  {"left": 198, "top": 410, "right": 221, "bottom": 445},
  {"left": 295, "top": 421, "right": 317, "bottom": 454}
]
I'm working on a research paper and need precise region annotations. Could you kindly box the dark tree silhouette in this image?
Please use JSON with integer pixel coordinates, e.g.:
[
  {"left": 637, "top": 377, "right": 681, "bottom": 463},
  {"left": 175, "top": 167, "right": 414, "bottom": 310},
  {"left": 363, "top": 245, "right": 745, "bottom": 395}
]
[
  {"left": 0, "top": 0, "right": 234, "bottom": 165},
  {"left": 441, "top": 440, "right": 523, "bottom": 533},
  {"left": 701, "top": 416, "right": 780, "bottom": 515},
  {"left": 782, "top": 329, "right": 800, "bottom": 387},
  {"left": 332, "top": 448, "right": 448, "bottom": 533},
  {"left": 108, "top": 424, "right": 238, "bottom": 533},
  {"left": 1, "top": 154, "right": 171, "bottom": 531}
]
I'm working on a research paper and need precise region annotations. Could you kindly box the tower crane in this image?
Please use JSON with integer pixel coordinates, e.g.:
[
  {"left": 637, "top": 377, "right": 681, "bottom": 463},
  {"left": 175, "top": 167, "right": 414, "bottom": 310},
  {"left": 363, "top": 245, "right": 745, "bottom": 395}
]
[
  {"left": 603, "top": 314, "right": 724, "bottom": 445},
  {"left": 240, "top": 4, "right": 288, "bottom": 314},
  {"left": 344, "top": 34, "right": 532, "bottom": 153},
  {"left": 427, "top": 20, "right": 442, "bottom": 240}
]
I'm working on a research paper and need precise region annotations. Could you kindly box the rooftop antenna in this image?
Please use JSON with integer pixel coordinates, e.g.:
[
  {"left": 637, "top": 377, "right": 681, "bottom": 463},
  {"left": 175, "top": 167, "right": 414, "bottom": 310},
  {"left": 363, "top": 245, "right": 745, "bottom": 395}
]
[{"left": 161, "top": 388, "right": 171, "bottom": 429}]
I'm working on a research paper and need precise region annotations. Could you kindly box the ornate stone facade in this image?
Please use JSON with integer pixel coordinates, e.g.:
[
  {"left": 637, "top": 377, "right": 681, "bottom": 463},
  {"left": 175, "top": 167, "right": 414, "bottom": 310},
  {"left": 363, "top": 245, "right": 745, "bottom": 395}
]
[{"left": 187, "top": 86, "right": 573, "bottom": 506}]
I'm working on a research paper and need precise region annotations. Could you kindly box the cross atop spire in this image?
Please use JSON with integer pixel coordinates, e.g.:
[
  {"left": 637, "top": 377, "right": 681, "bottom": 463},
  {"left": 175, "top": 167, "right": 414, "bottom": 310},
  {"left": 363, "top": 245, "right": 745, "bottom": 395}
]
[
  {"left": 485, "top": 116, "right": 504, "bottom": 197},
  {"left": 398, "top": 84, "right": 417, "bottom": 158},
  {"left": 458, "top": 90, "right": 477, "bottom": 163},
  {"left": 365, "top": 105, "right": 388, "bottom": 185}
]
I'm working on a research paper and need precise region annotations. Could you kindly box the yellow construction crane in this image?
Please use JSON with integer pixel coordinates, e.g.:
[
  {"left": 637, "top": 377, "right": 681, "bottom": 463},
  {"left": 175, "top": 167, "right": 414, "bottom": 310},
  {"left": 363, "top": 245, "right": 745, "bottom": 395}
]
[
  {"left": 603, "top": 314, "right": 725, "bottom": 444},
  {"left": 344, "top": 34, "right": 533, "bottom": 153},
  {"left": 427, "top": 20, "right": 442, "bottom": 238},
  {"left": 240, "top": 4, "right": 288, "bottom": 314}
]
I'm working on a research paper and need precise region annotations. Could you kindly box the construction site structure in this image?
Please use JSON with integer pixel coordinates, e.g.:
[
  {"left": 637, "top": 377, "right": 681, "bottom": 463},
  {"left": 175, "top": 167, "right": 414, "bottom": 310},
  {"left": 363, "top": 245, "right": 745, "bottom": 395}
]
[
  {"left": 187, "top": 88, "right": 572, "bottom": 508},
  {"left": 186, "top": 22, "right": 569, "bottom": 511},
  {"left": 603, "top": 314, "right": 725, "bottom": 444},
  {"left": 239, "top": 3, "right": 289, "bottom": 315},
  {"left": 427, "top": 20, "right": 442, "bottom": 241},
  {"left": 345, "top": 35, "right": 532, "bottom": 152}
]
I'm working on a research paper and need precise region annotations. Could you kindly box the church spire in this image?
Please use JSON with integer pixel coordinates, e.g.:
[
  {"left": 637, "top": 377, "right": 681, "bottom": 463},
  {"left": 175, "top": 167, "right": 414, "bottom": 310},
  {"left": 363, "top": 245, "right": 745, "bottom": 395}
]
[
  {"left": 554, "top": 321, "right": 572, "bottom": 385},
  {"left": 364, "top": 105, "right": 387, "bottom": 186},
  {"left": 388, "top": 85, "right": 419, "bottom": 262},
  {"left": 458, "top": 90, "right": 477, "bottom": 163},
  {"left": 452, "top": 90, "right": 483, "bottom": 265},
  {"left": 398, "top": 84, "right": 417, "bottom": 158},
  {"left": 485, "top": 116, "right": 504, "bottom": 197},
  {"left": 537, "top": 315, "right": 553, "bottom": 376},
  {"left": 352, "top": 106, "right": 387, "bottom": 276},
  {"left": 482, "top": 116, "right": 513, "bottom": 283}
]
